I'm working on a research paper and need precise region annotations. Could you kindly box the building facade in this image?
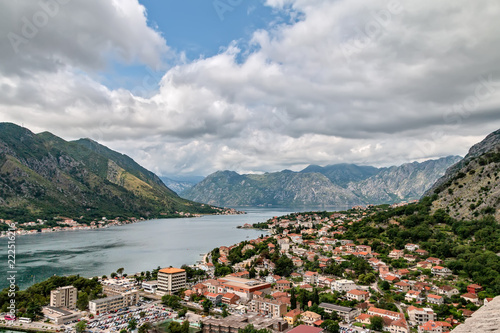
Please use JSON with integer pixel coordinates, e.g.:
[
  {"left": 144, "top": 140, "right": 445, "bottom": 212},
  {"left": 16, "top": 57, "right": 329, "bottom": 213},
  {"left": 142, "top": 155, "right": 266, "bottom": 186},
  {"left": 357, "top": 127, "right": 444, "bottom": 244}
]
[
  {"left": 250, "top": 296, "right": 287, "bottom": 318},
  {"left": 157, "top": 267, "right": 187, "bottom": 295},
  {"left": 88, "top": 290, "right": 139, "bottom": 314},
  {"left": 50, "top": 286, "right": 78, "bottom": 310}
]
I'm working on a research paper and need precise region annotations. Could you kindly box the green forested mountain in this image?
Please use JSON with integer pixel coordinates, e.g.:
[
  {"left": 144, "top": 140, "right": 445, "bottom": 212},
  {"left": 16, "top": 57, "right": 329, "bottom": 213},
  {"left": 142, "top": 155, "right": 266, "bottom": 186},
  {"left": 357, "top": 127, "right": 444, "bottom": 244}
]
[{"left": 0, "top": 123, "right": 216, "bottom": 222}]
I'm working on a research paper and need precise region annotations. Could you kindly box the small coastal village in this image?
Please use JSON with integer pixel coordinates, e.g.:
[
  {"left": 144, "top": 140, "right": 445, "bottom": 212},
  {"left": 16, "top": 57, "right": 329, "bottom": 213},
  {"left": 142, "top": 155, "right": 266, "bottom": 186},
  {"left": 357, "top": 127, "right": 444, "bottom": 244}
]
[
  {"left": 2, "top": 202, "right": 498, "bottom": 333},
  {"left": 0, "top": 207, "right": 243, "bottom": 238}
]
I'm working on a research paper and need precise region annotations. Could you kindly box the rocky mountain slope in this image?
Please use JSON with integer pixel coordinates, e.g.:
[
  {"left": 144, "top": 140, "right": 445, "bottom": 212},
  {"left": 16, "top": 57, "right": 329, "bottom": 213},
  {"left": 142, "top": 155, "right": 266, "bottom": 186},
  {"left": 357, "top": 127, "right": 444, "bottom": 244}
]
[
  {"left": 182, "top": 170, "right": 360, "bottom": 207},
  {"left": 348, "top": 156, "right": 461, "bottom": 204},
  {"left": 0, "top": 123, "right": 216, "bottom": 221},
  {"left": 428, "top": 129, "right": 500, "bottom": 221},
  {"left": 300, "top": 163, "right": 379, "bottom": 187},
  {"left": 182, "top": 157, "right": 460, "bottom": 207}
]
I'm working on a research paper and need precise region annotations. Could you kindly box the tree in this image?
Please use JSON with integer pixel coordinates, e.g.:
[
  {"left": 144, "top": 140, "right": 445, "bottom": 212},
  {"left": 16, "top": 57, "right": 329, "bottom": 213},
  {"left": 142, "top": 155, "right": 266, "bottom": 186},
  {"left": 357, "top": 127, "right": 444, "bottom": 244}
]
[
  {"left": 290, "top": 288, "right": 297, "bottom": 310},
  {"left": 312, "top": 288, "right": 319, "bottom": 306},
  {"left": 117, "top": 267, "right": 125, "bottom": 276},
  {"left": 274, "top": 256, "right": 294, "bottom": 277},
  {"left": 181, "top": 320, "right": 190, "bottom": 333},
  {"left": 162, "top": 295, "right": 181, "bottom": 310},
  {"left": 77, "top": 292, "right": 89, "bottom": 311},
  {"left": 222, "top": 306, "right": 229, "bottom": 317},
  {"left": 380, "top": 280, "right": 390, "bottom": 291},
  {"left": 203, "top": 299, "right": 213, "bottom": 313},
  {"left": 168, "top": 321, "right": 188, "bottom": 333},
  {"left": 320, "top": 320, "right": 340, "bottom": 333},
  {"left": 249, "top": 267, "right": 256, "bottom": 279},
  {"left": 75, "top": 320, "right": 87, "bottom": 333},
  {"left": 138, "top": 323, "right": 152, "bottom": 333},
  {"left": 111, "top": 272, "right": 117, "bottom": 278},
  {"left": 370, "top": 316, "right": 384, "bottom": 331},
  {"left": 128, "top": 317, "right": 138, "bottom": 331},
  {"left": 178, "top": 307, "right": 188, "bottom": 318}
]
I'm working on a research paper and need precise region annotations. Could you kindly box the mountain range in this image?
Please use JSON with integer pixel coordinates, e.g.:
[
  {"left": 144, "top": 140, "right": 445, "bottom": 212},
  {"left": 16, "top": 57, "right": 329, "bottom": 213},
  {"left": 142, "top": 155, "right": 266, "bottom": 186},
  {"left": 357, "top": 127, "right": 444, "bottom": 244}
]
[
  {"left": 181, "top": 156, "right": 462, "bottom": 207},
  {"left": 0, "top": 123, "right": 217, "bottom": 222}
]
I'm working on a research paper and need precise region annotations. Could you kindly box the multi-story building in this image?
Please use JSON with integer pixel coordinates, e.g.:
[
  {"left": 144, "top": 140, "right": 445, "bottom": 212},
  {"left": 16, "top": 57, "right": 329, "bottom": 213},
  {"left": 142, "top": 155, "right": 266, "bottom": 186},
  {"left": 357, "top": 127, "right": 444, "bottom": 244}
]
[
  {"left": 276, "top": 280, "right": 291, "bottom": 291},
  {"left": 157, "top": 267, "right": 187, "bottom": 295},
  {"left": 50, "top": 286, "right": 78, "bottom": 310},
  {"left": 216, "top": 276, "right": 272, "bottom": 300},
  {"left": 417, "top": 320, "right": 452, "bottom": 333},
  {"left": 346, "top": 289, "right": 370, "bottom": 302},
  {"left": 436, "top": 285, "right": 459, "bottom": 298},
  {"left": 88, "top": 290, "right": 139, "bottom": 314},
  {"left": 427, "top": 294, "right": 444, "bottom": 305},
  {"left": 142, "top": 280, "right": 158, "bottom": 294},
  {"left": 407, "top": 306, "right": 436, "bottom": 326},
  {"left": 367, "top": 307, "right": 404, "bottom": 321},
  {"left": 332, "top": 279, "right": 356, "bottom": 293},
  {"left": 389, "top": 249, "right": 404, "bottom": 259},
  {"left": 301, "top": 311, "right": 321, "bottom": 326},
  {"left": 89, "top": 295, "right": 124, "bottom": 315},
  {"left": 284, "top": 309, "right": 302, "bottom": 326},
  {"left": 431, "top": 266, "right": 452, "bottom": 277},
  {"left": 250, "top": 296, "right": 287, "bottom": 318},
  {"left": 303, "top": 271, "right": 318, "bottom": 285},
  {"left": 318, "top": 303, "right": 360, "bottom": 322}
]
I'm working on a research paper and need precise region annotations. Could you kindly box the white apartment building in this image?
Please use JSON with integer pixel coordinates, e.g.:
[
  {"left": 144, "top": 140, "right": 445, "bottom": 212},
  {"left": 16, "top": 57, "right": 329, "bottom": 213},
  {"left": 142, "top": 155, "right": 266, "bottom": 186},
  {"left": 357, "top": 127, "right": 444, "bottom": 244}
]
[
  {"left": 50, "top": 286, "right": 78, "bottom": 310},
  {"left": 88, "top": 290, "right": 139, "bottom": 314},
  {"left": 142, "top": 280, "right": 158, "bottom": 294},
  {"left": 157, "top": 267, "right": 186, "bottom": 295},
  {"left": 332, "top": 279, "right": 356, "bottom": 293}
]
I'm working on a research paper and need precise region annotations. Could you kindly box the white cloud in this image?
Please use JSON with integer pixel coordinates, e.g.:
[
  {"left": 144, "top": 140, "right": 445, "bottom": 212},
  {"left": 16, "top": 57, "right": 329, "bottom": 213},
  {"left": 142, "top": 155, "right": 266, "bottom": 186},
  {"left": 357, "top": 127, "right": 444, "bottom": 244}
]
[{"left": 1, "top": 0, "right": 500, "bottom": 177}]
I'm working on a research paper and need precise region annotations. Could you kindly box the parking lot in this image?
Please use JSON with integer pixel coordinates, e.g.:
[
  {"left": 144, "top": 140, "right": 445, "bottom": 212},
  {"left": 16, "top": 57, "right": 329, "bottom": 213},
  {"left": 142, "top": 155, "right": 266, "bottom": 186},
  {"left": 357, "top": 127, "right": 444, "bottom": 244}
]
[{"left": 61, "top": 301, "right": 174, "bottom": 333}]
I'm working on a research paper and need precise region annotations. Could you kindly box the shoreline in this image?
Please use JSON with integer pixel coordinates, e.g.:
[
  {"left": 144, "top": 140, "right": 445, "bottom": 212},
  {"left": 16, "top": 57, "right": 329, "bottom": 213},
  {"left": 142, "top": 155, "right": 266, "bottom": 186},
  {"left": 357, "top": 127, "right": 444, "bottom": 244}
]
[{"left": 0, "top": 209, "right": 246, "bottom": 239}]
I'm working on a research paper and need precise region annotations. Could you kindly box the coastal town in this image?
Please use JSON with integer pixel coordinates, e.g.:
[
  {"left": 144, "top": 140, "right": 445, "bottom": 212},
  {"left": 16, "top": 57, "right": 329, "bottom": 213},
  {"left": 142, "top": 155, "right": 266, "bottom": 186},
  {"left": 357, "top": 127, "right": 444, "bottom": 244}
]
[{"left": 2, "top": 202, "right": 498, "bottom": 333}]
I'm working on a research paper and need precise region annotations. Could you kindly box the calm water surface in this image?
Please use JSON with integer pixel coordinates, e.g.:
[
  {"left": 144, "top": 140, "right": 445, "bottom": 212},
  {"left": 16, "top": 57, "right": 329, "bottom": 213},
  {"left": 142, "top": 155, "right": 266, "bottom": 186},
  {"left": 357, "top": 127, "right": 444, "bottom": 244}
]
[{"left": 0, "top": 207, "right": 325, "bottom": 289}]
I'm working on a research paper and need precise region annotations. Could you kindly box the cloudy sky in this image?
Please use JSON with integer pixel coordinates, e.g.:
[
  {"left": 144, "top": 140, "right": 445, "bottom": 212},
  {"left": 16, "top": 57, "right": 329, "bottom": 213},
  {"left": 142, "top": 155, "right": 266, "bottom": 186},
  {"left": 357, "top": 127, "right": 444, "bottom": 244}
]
[{"left": 1, "top": 0, "right": 500, "bottom": 178}]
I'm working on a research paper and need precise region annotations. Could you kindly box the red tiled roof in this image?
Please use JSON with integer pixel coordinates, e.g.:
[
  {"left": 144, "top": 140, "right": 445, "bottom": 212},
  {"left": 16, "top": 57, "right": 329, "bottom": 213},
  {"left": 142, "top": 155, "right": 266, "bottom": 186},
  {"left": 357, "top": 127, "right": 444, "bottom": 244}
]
[{"left": 419, "top": 321, "right": 451, "bottom": 331}]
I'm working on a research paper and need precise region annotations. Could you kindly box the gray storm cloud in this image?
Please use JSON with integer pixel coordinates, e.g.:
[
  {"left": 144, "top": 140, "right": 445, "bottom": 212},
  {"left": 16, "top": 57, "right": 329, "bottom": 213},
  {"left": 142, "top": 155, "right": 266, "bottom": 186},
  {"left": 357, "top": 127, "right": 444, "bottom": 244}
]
[{"left": 0, "top": 0, "right": 499, "bottom": 176}]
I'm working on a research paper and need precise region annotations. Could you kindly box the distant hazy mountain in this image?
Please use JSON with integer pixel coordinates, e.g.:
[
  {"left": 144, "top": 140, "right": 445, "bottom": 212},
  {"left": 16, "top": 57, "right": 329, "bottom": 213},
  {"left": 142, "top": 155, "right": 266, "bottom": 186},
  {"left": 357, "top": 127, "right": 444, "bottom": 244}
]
[
  {"left": 0, "top": 123, "right": 217, "bottom": 221},
  {"left": 427, "top": 129, "right": 500, "bottom": 221},
  {"left": 160, "top": 176, "right": 203, "bottom": 195},
  {"left": 181, "top": 170, "right": 360, "bottom": 207},
  {"left": 181, "top": 157, "right": 461, "bottom": 207}
]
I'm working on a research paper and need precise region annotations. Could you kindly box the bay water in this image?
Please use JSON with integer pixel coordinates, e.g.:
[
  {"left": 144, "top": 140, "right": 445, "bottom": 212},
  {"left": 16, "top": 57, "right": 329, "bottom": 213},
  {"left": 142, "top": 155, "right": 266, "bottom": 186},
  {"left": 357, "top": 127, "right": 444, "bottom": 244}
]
[{"left": 0, "top": 208, "right": 320, "bottom": 290}]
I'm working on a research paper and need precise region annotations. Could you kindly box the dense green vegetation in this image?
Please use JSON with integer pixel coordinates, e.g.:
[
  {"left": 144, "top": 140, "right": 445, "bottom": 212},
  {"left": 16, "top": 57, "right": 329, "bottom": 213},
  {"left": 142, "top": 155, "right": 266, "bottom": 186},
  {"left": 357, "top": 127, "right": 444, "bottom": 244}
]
[
  {"left": 345, "top": 196, "right": 500, "bottom": 294},
  {"left": 0, "top": 275, "right": 102, "bottom": 318}
]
